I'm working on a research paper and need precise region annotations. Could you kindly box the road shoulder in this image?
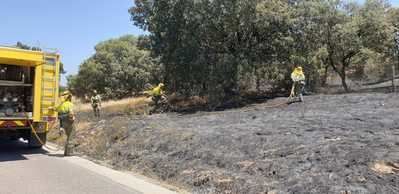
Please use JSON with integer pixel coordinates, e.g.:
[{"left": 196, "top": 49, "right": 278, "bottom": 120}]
[{"left": 44, "top": 143, "right": 180, "bottom": 194}]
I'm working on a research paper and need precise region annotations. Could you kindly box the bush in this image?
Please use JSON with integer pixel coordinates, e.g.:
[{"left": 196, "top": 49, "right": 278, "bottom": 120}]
[{"left": 68, "top": 35, "right": 162, "bottom": 99}]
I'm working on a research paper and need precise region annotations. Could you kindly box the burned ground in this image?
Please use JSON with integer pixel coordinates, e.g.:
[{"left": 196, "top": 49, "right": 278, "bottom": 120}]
[{"left": 57, "top": 93, "right": 399, "bottom": 193}]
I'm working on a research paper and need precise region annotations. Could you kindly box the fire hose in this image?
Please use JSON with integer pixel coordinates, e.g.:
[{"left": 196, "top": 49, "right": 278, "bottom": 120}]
[
  {"left": 25, "top": 112, "right": 61, "bottom": 151},
  {"left": 261, "top": 83, "right": 299, "bottom": 109}
]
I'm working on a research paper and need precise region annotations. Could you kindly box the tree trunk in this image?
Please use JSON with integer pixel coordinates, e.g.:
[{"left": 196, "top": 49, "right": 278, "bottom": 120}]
[
  {"left": 255, "top": 66, "right": 260, "bottom": 91},
  {"left": 392, "top": 65, "right": 396, "bottom": 93},
  {"left": 340, "top": 66, "right": 349, "bottom": 92},
  {"left": 329, "top": 55, "right": 350, "bottom": 93},
  {"left": 322, "top": 65, "right": 329, "bottom": 87}
]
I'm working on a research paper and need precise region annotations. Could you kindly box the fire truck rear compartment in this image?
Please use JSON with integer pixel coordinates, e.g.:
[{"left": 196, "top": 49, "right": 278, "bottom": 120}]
[{"left": 0, "top": 64, "right": 34, "bottom": 119}]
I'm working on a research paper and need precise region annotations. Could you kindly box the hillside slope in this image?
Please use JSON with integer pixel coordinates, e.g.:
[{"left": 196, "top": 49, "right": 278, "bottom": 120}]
[{"left": 51, "top": 93, "right": 399, "bottom": 193}]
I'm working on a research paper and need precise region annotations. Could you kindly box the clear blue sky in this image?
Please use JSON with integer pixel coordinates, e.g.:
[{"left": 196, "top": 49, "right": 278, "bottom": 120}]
[
  {"left": 0, "top": 0, "right": 398, "bottom": 85},
  {"left": 0, "top": 0, "right": 144, "bottom": 85},
  {"left": 358, "top": 0, "right": 399, "bottom": 5}
]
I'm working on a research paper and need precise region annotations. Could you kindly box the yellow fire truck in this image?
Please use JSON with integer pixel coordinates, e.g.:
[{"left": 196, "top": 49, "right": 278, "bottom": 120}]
[{"left": 0, "top": 46, "right": 60, "bottom": 148}]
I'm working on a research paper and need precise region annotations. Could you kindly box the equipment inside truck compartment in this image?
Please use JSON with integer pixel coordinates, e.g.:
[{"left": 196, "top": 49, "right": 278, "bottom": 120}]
[{"left": 0, "top": 64, "right": 34, "bottom": 118}]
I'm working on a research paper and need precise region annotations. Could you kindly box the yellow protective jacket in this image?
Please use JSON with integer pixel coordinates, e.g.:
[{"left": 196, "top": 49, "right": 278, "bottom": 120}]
[
  {"left": 56, "top": 101, "right": 74, "bottom": 115},
  {"left": 150, "top": 85, "right": 163, "bottom": 97},
  {"left": 291, "top": 68, "right": 306, "bottom": 82}
]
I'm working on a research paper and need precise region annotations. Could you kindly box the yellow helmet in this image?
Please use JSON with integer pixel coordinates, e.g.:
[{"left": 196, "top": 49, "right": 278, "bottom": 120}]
[
  {"left": 295, "top": 66, "right": 303, "bottom": 72},
  {"left": 159, "top": 83, "right": 165, "bottom": 87},
  {"left": 61, "top": 91, "right": 71, "bottom": 96}
]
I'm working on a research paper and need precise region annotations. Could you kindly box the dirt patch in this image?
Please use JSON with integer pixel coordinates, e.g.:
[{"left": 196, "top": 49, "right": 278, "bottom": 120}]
[
  {"left": 371, "top": 161, "right": 399, "bottom": 175},
  {"left": 51, "top": 93, "right": 399, "bottom": 193}
]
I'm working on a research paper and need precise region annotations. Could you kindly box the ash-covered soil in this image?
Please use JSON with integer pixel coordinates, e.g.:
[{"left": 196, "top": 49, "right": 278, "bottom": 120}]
[{"left": 73, "top": 93, "right": 399, "bottom": 194}]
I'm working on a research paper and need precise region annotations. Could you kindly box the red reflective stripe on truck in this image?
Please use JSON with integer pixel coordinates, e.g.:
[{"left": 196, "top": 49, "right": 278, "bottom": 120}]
[{"left": 0, "top": 120, "right": 29, "bottom": 128}]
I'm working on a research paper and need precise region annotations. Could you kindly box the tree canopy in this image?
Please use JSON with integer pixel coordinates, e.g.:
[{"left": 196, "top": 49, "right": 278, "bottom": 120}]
[
  {"left": 69, "top": 0, "right": 399, "bottom": 105},
  {"left": 67, "top": 35, "right": 161, "bottom": 99},
  {"left": 128, "top": 0, "right": 398, "bottom": 99}
]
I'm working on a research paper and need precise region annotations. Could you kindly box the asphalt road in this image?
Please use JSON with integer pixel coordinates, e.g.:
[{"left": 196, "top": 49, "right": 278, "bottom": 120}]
[{"left": 0, "top": 140, "right": 177, "bottom": 194}]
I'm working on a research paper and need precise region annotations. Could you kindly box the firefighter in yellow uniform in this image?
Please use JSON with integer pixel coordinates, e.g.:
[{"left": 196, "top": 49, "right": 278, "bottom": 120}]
[
  {"left": 144, "top": 83, "right": 165, "bottom": 113},
  {"left": 91, "top": 90, "right": 102, "bottom": 118},
  {"left": 51, "top": 91, "right": 76, "bottom": 156},
  {"left": 151, "top": 83, "right": 165, "bottom": 103},
  {"left": 144, "top": 83, "right": 164, "bottom": 105},
  {"left": 291, "top": 66, "right": 306, "bottom": 102}
]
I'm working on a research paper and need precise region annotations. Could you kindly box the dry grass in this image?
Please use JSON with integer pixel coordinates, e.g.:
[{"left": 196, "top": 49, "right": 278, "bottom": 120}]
[
  {"left": 371, "top": 161, "right": 399, "bottom": 174},
  {"left": 75, "top": 121, "right": 91, "bottom": 131},
  {"left": 74, "top": 96, "right": 151, "bottom": 115},
  {"left": 48, "top": 96, "right": 152, "bottom": 147}
]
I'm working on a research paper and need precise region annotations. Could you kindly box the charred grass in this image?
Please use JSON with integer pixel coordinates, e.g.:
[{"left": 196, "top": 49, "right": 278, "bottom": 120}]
[{"left": 49, "top": 93, "right": 399, "bottom": 193}]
